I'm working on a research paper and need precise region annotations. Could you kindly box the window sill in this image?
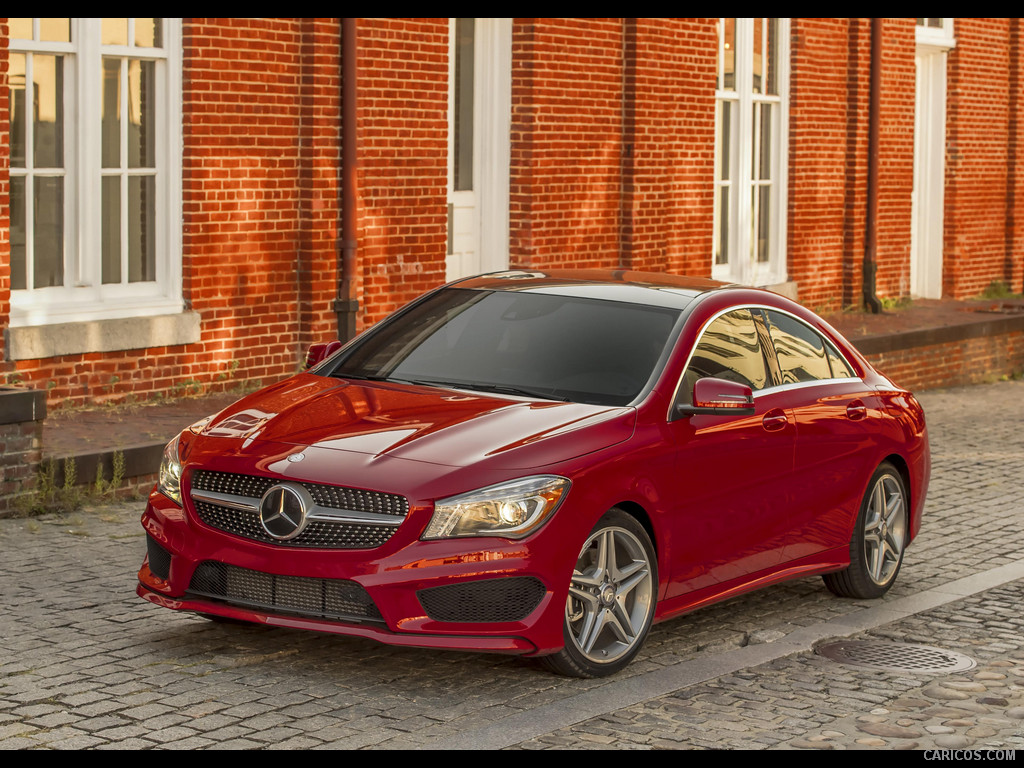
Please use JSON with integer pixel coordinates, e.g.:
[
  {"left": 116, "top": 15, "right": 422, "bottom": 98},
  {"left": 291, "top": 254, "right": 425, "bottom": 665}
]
[{"left": 4, "top": 311, "right": 201, "bottom": 361}]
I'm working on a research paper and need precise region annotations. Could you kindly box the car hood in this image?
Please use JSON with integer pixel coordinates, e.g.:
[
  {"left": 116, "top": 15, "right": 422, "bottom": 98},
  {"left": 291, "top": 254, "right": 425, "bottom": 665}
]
[{"left": 194, "top": 373, "right": 636, "bottom": 470}]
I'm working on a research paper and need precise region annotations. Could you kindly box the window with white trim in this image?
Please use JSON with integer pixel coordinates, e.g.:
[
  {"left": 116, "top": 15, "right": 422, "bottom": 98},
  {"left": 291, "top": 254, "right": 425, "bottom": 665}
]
[
  {"left": 713, "top": 18, "right": 789, "bottom": 287},
  {"left": 916, "top": 18, "right": 955, "bottom": 48},
  {"left": 7, "top": 18, "right": 182, "bottom": 328}
]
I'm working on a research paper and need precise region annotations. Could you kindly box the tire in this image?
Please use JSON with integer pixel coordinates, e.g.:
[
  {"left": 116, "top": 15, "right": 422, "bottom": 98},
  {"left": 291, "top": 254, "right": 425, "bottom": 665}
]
[
  {"left": 823, "top": 462, "right": 908, "bottom": 599},
  {"left": 540, "top": 508, "right": 657, "bottom": 678}
]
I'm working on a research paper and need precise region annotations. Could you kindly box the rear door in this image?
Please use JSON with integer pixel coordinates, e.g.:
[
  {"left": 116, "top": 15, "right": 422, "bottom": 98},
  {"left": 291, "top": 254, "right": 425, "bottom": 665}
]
[{"left": 759, "top": 309, "right": 882, "bottom": 560}]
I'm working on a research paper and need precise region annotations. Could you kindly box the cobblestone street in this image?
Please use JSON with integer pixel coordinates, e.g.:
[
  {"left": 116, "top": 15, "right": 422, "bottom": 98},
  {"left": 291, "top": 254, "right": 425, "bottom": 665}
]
[{"left": 1, "top": 380, "right": 1023, "bottom": 750}]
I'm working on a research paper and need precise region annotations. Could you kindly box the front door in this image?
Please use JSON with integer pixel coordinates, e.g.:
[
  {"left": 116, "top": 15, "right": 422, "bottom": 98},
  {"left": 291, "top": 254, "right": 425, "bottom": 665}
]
[{"left": 664, "top": 308, "right": 797, "bottom": 598}]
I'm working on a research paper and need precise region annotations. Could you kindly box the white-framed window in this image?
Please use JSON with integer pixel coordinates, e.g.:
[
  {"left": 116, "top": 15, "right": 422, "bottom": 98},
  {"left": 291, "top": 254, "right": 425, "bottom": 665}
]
[
  {"left": 712, "top": 18, "right": 790, "bottom": 287},
  {"left": 915, "top": 18, "right": 956, "bottom": 50},
  {"left": 7, "top": 18, "right": 182, "bottom": 328}
]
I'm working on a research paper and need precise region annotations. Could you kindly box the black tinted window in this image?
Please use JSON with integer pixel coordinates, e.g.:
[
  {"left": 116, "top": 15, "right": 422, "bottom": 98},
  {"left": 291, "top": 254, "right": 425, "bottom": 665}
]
[{"left": 332, "top": 288, "right": 680, "bottom": 406}]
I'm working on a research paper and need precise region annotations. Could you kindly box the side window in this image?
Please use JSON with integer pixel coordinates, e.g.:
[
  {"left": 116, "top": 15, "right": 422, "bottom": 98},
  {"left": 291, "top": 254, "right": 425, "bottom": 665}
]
[
  {"left": 825, "top": 339, "right": 854, "bottom": 379},
  {"left": 762, "top": 310, "right": 832, "bottom": 383},
  {"left": 683, "top": 308, "right": 768, "bottom": 397}
]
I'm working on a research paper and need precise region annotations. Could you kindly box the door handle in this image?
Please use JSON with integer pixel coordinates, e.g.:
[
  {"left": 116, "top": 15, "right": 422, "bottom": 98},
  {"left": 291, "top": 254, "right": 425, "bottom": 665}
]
[
  {"left": 846, "top": 401, "right": 868, "bottom": 420},
  {"left": 762, "top": 409, "right": 788, "bottom": 432}
]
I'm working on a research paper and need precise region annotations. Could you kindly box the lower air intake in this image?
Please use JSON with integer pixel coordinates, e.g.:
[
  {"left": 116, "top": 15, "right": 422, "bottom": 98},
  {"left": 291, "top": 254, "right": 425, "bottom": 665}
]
[{"left": 187, "top": 561, "right": 383, "bottom": 624}]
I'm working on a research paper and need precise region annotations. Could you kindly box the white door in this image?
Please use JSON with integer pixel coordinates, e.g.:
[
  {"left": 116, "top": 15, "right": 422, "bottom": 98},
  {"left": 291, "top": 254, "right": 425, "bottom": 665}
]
[
  {"left": 446, "top": 18, "right": 511, "bottom": 282},
  {"left": 911, "top": 50, "right": 947, "bottom": 299},
  {"left": 911, "top": 20, "right": 955, "bottom": 299}
]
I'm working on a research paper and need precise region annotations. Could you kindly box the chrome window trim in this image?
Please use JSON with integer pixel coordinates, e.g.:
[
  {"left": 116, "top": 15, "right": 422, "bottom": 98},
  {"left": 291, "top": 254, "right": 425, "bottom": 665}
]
[
  {"left": 668, "top": 303, "right": 859, "bottom": 421},
  {"left": 755, "top": 377, "right": 864, "bottom": 398}
]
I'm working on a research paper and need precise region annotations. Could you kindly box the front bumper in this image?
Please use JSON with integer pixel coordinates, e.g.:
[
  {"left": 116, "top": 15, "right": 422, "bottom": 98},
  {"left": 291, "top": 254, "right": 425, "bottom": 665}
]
[{"left": 137, "top": 489, "right": 568, "bottom": 656}]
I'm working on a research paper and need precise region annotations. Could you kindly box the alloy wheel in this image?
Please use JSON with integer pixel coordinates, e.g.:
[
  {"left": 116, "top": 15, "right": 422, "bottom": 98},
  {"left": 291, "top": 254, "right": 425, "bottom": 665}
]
[
  {"left": 863, "top": 473, "right": 907, "bottom": 587},
  {"left": 566, "top": 525, "right": 655, "bottom": 664}
]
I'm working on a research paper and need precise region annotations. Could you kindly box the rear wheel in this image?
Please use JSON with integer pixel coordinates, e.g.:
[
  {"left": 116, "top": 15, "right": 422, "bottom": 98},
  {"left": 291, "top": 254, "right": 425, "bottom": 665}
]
[
  {"left": 541, "top": 509, "right": 656, "bottom": 678},
  {"left": 823, "top": 462, "right": 908, "bottom": 599}
]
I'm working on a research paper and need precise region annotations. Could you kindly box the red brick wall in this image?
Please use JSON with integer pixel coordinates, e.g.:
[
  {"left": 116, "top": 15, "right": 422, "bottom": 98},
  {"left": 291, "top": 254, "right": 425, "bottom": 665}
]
[
  {"left": 0, "top": 420, "right": 42, "bottom": 510},
  {"left": 0, "top": 20, "right": 10, "bottom": 377},
  {"left": 510, "top": 18, "right": 716, "bottom": 275},
  {"left": 788, "top": 18, "right": 915, "bottom": 312},
  {"left": 788, "top": 18, "right": 862, "bottom": 311},
  {"left": 4, "top": 18, "right": 344, "bottom": 408},
  {"left": 1011, "top": 19, "right": 1024, "bottom": 295},
  {"left": 945, "top": 18, "right": 1019, "bottom": 299},
  {"left": 867, "top": 330, "right": 1024, "bottom": 392},
  {"left": 874, "top": 20, "right": 916, "bottom": 300},
  {"left": 183, "top": 18, "right": 333, "bottom": 390},
  {"left": 627, "top": 18, "right": 716, "bottom": 276},
  {"left": 354, "top": 18, "right": 448, "bottom": 328},
  {"left": 296, "top": 19, "right": 343, "bottom": 352},
  {"left": 510, "top": 18, "right": 626, "bottom": 269}
]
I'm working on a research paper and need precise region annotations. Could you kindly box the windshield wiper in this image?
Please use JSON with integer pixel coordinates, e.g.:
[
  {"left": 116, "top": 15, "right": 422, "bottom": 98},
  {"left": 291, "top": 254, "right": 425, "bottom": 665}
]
[
  {"left": 333, "top": 374, "right": 572, "bottom": 402},
  {"left": 330, "top": 372, "right": 392, "bottom": 382},
  {"left": 437, "top": 381, "right": 571, "bottom": 402}
]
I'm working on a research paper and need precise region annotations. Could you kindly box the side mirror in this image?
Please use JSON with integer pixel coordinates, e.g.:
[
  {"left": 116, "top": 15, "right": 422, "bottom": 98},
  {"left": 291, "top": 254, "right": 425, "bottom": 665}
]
[
  {"left": 304, "top": 340, "right": 343, "bottom": 370},
  {"left": 676, "top": 377, "right": 755, "bottom": 417}
]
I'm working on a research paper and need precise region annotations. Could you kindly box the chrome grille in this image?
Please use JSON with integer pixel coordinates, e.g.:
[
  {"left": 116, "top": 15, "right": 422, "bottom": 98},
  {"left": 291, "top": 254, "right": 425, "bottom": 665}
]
[
  {"left": 190, "top": 469, "right": 409, "bottom": 549},
  {"left": 193, "top": 470, "right": 276, "bottom": 499}
]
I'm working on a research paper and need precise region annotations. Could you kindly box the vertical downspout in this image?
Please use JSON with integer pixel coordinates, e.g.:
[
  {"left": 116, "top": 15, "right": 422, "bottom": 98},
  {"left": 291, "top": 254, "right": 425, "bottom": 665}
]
[
  {"left": 863, "top": 17, "right": 883, "bottom": 313},
  {"left": 335, "top": 17, "right": 360, "bottom": 340}
]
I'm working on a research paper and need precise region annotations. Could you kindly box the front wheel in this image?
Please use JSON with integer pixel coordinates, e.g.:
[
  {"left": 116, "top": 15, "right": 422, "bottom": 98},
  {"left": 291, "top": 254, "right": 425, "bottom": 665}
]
[
  {"left": 823, "top": 462, "right": 908, "bottom": 599},
  {"left": 540, "top": 509, "right": 657, "bottom": 678}
]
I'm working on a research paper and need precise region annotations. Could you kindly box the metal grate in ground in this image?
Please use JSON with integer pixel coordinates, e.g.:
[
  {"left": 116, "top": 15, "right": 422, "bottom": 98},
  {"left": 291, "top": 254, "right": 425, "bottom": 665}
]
[{"left": 816, "top": 640, "right": 977, "bottom": 674}]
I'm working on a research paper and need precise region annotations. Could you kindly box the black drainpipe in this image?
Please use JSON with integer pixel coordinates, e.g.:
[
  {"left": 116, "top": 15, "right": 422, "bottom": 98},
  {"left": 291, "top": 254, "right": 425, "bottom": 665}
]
[
  {"left": 334, "top": 18, "right": 360, "bottom": 340},
  {"left": 863, "top": 17, "right": 883, "bottom": 314}
]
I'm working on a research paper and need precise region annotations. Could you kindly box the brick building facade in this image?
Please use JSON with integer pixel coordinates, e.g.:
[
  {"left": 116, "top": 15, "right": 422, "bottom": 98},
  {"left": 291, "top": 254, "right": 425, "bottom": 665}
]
[{"left": 1, "top": 18, "right": 1022, "bottom": 409}]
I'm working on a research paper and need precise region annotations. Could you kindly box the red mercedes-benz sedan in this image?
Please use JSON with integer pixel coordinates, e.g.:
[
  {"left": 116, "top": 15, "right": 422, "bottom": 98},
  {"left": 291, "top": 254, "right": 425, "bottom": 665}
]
[{"left": 137, "top": 270, "right": 929, "bottom": 677}]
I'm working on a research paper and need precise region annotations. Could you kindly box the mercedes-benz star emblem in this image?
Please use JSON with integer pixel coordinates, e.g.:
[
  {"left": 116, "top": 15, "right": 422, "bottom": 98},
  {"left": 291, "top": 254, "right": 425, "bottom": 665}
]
[{"left": 258, "top": 483, "right": 311, "bottom": 540}]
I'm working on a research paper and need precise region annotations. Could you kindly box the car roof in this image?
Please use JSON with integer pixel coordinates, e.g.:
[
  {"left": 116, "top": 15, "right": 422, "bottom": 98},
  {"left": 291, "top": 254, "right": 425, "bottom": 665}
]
[{"left": 449, "top": 269, "right": 731, "bottom": 311}]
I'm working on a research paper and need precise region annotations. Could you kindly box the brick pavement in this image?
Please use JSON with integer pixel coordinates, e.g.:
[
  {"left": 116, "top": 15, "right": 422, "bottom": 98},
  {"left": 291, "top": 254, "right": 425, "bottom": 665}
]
[{"left": 1, "top": 379, "right": 1022, "bottom": 750}]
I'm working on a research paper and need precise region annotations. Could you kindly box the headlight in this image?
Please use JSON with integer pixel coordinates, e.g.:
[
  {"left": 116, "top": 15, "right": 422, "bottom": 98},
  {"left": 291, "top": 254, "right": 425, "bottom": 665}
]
[
  {"left": 158, "top": 433, "right": 184, "bottom": 505},
  {"left": 422, "top": 475, "right": 570, "bottom": 540}
]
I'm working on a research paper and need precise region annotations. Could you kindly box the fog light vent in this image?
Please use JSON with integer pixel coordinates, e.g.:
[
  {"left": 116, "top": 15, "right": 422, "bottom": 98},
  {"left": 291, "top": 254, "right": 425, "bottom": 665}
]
[
  {"left": 146, "top": 535, "right": 172, "bottom": 580},
  {"left": 816, "top": 640, "right": 976, "bottom": 674},
  {"left": 418, "top": 577, "right": 546, "bottom": 623}
]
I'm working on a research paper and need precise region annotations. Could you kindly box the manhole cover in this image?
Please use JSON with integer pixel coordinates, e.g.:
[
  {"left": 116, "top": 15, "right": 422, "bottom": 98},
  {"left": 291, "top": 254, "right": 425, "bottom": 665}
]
[{"left": 817, "top": 641, "right": 976, "bottom": 674}]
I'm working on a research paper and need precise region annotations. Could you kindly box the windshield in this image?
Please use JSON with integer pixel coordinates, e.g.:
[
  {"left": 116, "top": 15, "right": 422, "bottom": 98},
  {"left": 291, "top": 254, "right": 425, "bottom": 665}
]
[{"left": 328, "top": 288, "right": 681, "bottom": 406}]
